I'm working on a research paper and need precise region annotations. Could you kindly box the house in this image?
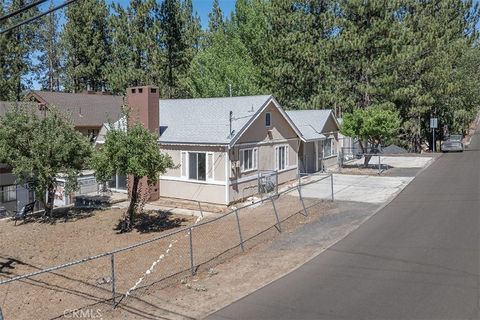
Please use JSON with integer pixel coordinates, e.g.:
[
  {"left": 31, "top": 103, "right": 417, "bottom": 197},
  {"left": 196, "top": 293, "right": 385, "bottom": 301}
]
[
  {"left": 25, "top": 90, "right": 124, "bottom": 141},
  {"left": 286, "top": 110, "right": 340, "bottom": 174},
  {"left": 0, "top": 92, "right": 124, "bottom": 212},
  {"left": 97, "top": 87, "right": 304, "bottom": 205},
  {"left": 0, "top": 101, "right": 40, "bottom": 212}
]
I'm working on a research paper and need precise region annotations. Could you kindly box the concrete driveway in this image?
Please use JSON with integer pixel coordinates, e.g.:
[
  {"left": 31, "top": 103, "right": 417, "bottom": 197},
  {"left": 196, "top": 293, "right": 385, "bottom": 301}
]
[
  {"left": 349, "top": 155, "right": 434, "bottom": 168},
  {"left": 299, "top": 174, "right": 414, "bottom": 204}
]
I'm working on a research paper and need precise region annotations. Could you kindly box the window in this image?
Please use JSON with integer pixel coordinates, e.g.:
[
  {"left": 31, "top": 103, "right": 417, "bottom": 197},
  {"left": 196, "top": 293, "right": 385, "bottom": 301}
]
[
  {"left": 107, "top": 173, "right": 127, "bottom": 191},
  {"left": 323, "top": 138, "right": 336, "bottom": 158},
  {"left": 188, "top": 152, "right": 206, "bottom": 181},
  {"left": 181, "top": 151, "right": 214, "bottom": 181},
  {"left": 240, "top": 148, "right": 258, "bottom": 172},
  {"left": 0, "top": 185, "right": 16, "bottom": 203},
  {"left": 275, "top": 146, "right": 288, "bottom": 171},
  {"left": 265, "top": 112, "right": 271, "bottom": 127}
]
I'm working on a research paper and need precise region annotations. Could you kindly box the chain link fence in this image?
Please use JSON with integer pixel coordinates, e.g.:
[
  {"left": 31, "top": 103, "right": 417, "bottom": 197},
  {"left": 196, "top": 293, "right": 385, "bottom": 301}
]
[{"left": 0, "top": 174, "right": 334, "bottom": 320}]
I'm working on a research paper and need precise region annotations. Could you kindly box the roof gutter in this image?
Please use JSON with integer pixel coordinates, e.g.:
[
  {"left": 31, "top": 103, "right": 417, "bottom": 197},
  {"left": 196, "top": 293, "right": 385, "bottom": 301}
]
[{"left": 158, "top": 141, "right": 229, "bottom": 147}]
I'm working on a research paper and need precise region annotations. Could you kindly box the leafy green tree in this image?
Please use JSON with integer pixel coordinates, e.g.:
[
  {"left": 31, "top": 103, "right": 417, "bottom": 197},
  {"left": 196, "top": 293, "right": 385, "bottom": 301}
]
[
  {"left": 184, "top": 26, "right": 262, "bottom": 98},
  {"left": 0, "top": 106, "right": 92, "bottom": 216},
  {"left": 341, "top": 105, "right": 401, "bottom": 166},
  {"left": 62, "top": 0, "right": 110, "bottom": 92},
  {"left": 92, "top": 109, "right": 174, "bottom": 231},
  {"left": 36, "top": 1, "right": 62, "bottom": 91},
  {"left": 233, "top": 0, "right": 271, "bottom": 86}
]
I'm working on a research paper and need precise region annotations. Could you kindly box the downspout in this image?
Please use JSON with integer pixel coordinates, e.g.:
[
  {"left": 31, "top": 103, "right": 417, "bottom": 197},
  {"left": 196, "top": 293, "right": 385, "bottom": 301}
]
[{"left": 225, "top": 145, "right": 230, "bottom": 205}]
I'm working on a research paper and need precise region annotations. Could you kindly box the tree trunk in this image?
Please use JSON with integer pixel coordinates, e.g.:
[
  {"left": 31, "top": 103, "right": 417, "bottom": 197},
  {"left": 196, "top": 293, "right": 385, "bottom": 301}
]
[
  {"left": 363, "top": 142, "right": 379, "bottom": 167},
  {"left": 125, "top": 176, "right": 140, "bottom": 231}
]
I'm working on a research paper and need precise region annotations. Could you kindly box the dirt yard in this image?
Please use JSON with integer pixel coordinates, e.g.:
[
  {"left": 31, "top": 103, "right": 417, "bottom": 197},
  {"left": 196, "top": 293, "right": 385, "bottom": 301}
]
[{"left": 0, "top": 190, "right": 331, "bottom": 320}]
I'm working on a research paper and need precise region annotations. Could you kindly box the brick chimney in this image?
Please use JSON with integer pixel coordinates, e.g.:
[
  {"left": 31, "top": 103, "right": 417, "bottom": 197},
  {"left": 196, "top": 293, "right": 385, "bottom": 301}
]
[
  {"left": 126, "top": 85, "right": 160, "bottom": 201},
  {"left": 127, "top": 86, "right": 160, "bottom": 134}
]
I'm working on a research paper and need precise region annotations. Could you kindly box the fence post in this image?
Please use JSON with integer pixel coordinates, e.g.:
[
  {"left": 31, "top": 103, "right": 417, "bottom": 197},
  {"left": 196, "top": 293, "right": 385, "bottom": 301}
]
[
  {"left": 188, "top": 227, "right": 195, "bottom": 275},
  {"left": 110, "top": 253, "right": 116, "bottom": 309},
  {"left": 275, "top": 172, "right": 279, "bottom": 196},
  {"left": 378, "top": 155, "right": 381, "bottom": 174},
  {"left": 234, "top": 209, "right": 245, "bottom": 251},
  {"left": 330, "top": 174, "right": 334, "bottom": 202},
  {"left": 297, "top": 186, "right": 308, "bottom": 217},
  {"left": 197, "top": 201, "right": 204, "bottom": 218},
  {"left": 270, "top": 197, "right": 282, "bottom": 232}
]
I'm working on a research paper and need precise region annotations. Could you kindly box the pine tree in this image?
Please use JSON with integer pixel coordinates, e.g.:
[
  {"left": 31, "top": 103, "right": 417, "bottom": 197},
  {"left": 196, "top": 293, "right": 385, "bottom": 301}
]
[
  {"left": 267, "top": 0, "right": 339, "bottom": 110},
  {"left": 36, "top": 1, "right": 61, "bottom": 91},
  {"left": 106, "top": 0, "right": 161, "bottom": 94},
  {"left": 334, "top": 0, "right": 401, "bottom": 112},
  {"left": 158, "top": 0, "right": 192, "bottom": 98},
  {"left": 208, "top": 0, "right": 224, "bottom": 33},
  {"left": 389, "top": 0, "right": 480, "bottom": 149},
  {"left": 0, "top": 0, "right": 39, "bottom": 100},
  {"left": 62, "top": 0, "right": 110, "bottom": 92}
]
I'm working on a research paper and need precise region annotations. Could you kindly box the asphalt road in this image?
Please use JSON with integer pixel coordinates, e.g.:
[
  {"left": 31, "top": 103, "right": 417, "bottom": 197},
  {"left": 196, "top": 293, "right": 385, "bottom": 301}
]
[{"left": 207, "top": 133, "right": 480, "bottom": 320}]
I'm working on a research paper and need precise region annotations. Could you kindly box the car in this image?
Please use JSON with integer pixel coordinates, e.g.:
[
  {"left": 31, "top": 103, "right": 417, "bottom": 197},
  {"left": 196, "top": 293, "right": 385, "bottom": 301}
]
[{"left": 441, "top": 134, "right": 464, "bottom": 152}]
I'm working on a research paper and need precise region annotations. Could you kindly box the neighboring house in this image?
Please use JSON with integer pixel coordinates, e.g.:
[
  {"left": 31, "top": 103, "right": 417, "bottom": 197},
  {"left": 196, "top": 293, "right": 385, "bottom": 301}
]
[
  {"left": 25, "top": 90, "right": 124, "bottom": 141},
  {"left": 286, "top": 110, "right": 340, "bottom": 173},
  {"left": 98, "top": 87, "right": 304, "bottom": 205},
  {"left": 0, "top": 101, "right": 41, "bottom": 212},
  {"left": 0, "top": 91, "right": 124, "bottom": 211}
]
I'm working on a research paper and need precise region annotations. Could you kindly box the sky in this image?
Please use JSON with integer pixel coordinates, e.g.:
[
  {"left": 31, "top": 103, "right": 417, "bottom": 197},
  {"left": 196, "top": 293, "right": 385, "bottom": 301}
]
[
  {"left": 107, "top": 0, "right": 236, "bottom": 28},
  {"left": 35, "top": 0, "right": 236, "bottom": 29}
]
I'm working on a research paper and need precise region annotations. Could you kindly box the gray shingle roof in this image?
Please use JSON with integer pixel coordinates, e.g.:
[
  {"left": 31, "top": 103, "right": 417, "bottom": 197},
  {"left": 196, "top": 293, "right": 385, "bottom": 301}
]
[
  {"left": 286, "top": 110, "right": 334, "bottom": 141},
  {"left": 159, "top": 95, "right": 273, "bottom": 145},
  {"left": 29, "top": 91, "right": 124, "bottom": 127}
]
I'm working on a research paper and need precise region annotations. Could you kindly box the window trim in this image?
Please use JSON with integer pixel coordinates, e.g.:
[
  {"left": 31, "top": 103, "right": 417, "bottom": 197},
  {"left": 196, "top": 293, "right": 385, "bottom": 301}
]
[
  {"left": 265, "top": 112, "right": 272, "bottom": 127},
  {"left": 181, "top": 151, "right": 214, "bottom": 182},
  {"left": 240, "top": 147, "right": 258, "bottom": 173},
  {"left": 0, "top": 185, "right": 16, "bottom": 203},
  {"left": 274, "top": 144, "right": 289, "bottom": 171},
  {"left": 323, "top": 137, "right": 337, "bottom": 158}
]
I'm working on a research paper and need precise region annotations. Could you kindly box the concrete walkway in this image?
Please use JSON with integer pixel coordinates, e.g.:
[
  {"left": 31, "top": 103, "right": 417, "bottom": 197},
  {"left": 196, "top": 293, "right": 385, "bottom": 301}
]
[{"left": 114, "top": 200, "right": 213, "bottom": 218}]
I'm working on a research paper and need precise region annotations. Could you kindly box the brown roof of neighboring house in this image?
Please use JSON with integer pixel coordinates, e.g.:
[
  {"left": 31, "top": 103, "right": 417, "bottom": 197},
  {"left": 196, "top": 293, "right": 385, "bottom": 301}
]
[{"left": 26, "top": 91, "right": 124, "bottom": 127}]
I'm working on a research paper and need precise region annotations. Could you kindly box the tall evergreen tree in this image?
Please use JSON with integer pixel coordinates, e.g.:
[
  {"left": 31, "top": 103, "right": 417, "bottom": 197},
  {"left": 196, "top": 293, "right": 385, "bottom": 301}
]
[
  {"left": 389, "top": 0, "right": 480, "bottom": 149},
  {"left": 208, "top": 0, "right": 224, "bottom": 33},
  {"left": 158, "top": 0, "right": 192, "bottom": 98},
  {"left": 36, "top": 1, "right": 61, "bottom": 91},
  {"left": 106, "top": 0, "right": 161, "bottom": 94},
  {"left": 62, "top": 0, "right": 110, "bottom": 92},
  {"left": 334, "top": 0, "right": 401, "bottom": 112},
  {"left": 0, "top": 0, "right": 39, "bottom": 100},
  {"left": 267, "top": 0, "right": 339, "bottom": 110}
]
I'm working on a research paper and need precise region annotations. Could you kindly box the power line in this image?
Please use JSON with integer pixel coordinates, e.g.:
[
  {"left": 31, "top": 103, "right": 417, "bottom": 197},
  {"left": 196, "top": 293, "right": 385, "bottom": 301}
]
[
  {"left": 0, "top": 0, "right": 49, "bottom": 22},
  {"left": 0, "top": 0, "right": 80, "bottom": 34}
]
